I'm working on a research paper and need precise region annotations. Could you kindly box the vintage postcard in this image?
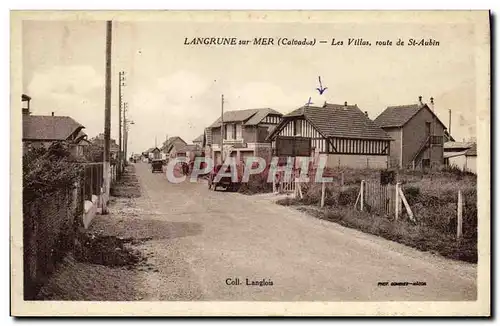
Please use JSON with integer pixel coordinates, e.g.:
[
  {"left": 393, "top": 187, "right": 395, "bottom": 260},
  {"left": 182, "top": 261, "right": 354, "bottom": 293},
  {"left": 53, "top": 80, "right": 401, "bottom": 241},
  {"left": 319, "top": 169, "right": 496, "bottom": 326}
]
[{"left": 11, "top": 10, "right": 490, "bottom": 316}]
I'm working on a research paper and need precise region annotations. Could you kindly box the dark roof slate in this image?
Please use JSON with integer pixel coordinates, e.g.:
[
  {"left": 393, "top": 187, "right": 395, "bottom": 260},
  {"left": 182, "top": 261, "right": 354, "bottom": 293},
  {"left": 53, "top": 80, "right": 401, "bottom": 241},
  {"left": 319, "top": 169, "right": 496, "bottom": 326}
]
[
  {"left": 209, "top": 108, "right": 282, "bottom": 128},
  {"left": 282, "top": 103, "right": 392, "bottom": 140},
  {"left": 374, "top": 103, "right": 447, "bottom": 130},
  {"left": 23, "top": 115, "right": 84, "bottom": 141}
]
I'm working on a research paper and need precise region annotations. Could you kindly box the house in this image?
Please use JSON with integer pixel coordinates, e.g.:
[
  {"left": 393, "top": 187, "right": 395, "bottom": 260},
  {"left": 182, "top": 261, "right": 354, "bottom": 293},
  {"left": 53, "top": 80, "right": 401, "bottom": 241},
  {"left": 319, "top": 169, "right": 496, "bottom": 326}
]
[
  {"left": 443, "top": 142, "right": 477, "bottom": 174},
  {"left": 148, "top": 147, "right": 161, "bottom": 160},
  {"left": 192, "top": 134, "right": 204, "bottom": 148},
  {"left": 161, "top": 136, "right": 188, "bottom": 159},
  {"left": 206, "top": 108, "right": 283, "bottom": 164},
  {"left": 23, "top": 107, "right": 87, "bottom": 156},
  {"left": 175, "top": 144, "right": 203, "bottom": 161},
  {"left": 267, "top": 102, "right": 392, "bottom": 169},
  {"left": 374, "top": 96, "right": 447, "bottom": 169},
  {"left": 90, "top": 133, "right": 120, "bottom": 161}
]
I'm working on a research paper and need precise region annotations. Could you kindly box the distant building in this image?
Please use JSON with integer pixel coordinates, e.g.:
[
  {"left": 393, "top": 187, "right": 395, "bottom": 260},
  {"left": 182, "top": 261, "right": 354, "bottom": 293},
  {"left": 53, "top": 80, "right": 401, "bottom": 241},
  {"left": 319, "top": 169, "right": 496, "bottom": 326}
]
[
  {"left": 444, "top": 142, "right": 477, "bottom": 174},
  {"left": 90, "top": 133, "right": 120, "bottom": 161},
  {"left": 175, "top": 144, "right": 203, "bottom": 161},
  {"left": 268, "top": 102, "right": 392, "bottom": 169},
  {"left": 374, "top": 96, "right": 447, "bottom": 169},
  {"left": 205, "top": 108, "right": 283, "bottom": 164},
  {"left": 161, "top": 136, "right": 188, "bottom": 158},
  {"left": 192, "top": 134, "right": 204, "bottom": 148}
]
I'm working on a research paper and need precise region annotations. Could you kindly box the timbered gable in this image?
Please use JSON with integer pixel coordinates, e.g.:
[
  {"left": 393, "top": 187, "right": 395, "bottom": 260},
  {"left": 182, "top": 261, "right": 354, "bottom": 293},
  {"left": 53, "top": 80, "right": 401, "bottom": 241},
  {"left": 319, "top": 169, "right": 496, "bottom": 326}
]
[{"left": 269, "top": 103, "right": 393, "bottom": 160}]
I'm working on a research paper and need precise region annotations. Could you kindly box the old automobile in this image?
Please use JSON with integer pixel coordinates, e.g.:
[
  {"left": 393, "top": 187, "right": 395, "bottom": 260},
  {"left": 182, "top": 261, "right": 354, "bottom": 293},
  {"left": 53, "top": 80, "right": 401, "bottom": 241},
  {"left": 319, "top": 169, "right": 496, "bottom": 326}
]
[{"left": 151, "top": 159, "right": 164, "bottom": 173}]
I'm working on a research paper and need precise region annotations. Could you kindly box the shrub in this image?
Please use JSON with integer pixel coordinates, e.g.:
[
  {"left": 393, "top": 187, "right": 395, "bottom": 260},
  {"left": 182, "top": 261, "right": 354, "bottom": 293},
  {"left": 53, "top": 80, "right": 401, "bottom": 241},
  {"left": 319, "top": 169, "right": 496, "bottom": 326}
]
[
  {"left": 238, "top": 172, "right": 273, "bottom": 195},
  {"left": 23, "top": 142, "right": 83, "bottom": 202},
  {"left": 338, "top": 186, "right": 359, "bottom": 206}
]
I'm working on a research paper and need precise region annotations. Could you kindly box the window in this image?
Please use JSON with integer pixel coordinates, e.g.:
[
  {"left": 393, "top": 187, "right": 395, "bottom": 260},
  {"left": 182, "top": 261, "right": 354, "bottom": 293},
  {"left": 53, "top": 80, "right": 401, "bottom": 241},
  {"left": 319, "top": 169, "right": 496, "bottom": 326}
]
[
  {"left": 232, "top": 124, "right": 237, "bottom": 140},
  {"left": 223, "top": 125, "right": 228, "bottom": 140},
  {"left": 236, "top": 124, "right": 242, "bottom": 140},
  {"left": 294, "top": 120, "right": 302, "bottom": 136},
  {"left": 425, "top": 122, "right": 431, "bottom": 135}
]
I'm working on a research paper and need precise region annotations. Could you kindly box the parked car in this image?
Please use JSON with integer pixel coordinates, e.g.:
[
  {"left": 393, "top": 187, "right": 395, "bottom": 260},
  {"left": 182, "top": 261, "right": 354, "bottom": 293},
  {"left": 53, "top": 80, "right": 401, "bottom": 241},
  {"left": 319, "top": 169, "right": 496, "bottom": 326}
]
[
  {"left": 151, "top": 159, "right": 164, "bottom": 173},
  {"left": 208, "top": 164, "right": 241, "bottom": 191}
]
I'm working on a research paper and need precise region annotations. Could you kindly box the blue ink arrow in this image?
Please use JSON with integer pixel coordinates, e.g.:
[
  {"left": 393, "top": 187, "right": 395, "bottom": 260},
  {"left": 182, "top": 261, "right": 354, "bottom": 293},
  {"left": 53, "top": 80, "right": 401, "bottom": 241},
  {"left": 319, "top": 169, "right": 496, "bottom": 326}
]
[
  {"left": 305, "top": 97, "right": 313, "bottom": 106},
  {"left": 316, "top": 76, "right": 328, "bottom": 95}
]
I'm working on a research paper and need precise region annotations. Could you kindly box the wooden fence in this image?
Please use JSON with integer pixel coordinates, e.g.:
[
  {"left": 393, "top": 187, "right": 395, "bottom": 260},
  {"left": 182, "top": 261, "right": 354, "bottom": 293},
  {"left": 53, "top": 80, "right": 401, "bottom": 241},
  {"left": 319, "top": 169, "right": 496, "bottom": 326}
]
[
  {"left": 82, "top": 163, "right": 104, "bottom": 202},
  {"left": 363, "top": 181, "right": 396, "bottom": 216}
]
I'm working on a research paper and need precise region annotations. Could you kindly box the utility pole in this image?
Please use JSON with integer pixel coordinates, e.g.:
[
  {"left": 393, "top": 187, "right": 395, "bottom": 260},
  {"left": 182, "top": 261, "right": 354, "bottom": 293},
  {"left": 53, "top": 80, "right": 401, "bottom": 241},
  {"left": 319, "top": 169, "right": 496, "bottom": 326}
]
[
  {"left": 123, "top": 101, "right": 128, "bottom": 162},
  {"left": 220, "top": 94, "right": 224, "bottom": 164},
  {"left": 118, "top": 71, "right": 125, "bottom": 176},
  {"left": 103, "top": 20, "right": 112, "bottom": 214}
]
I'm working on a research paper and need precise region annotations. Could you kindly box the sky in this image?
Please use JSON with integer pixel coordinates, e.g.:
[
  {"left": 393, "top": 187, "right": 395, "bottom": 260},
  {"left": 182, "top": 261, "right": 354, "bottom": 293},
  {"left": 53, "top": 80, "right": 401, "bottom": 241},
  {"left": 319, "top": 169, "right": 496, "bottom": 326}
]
[{"left": 22, "top": 18, "right": 479, "bottom": 155}]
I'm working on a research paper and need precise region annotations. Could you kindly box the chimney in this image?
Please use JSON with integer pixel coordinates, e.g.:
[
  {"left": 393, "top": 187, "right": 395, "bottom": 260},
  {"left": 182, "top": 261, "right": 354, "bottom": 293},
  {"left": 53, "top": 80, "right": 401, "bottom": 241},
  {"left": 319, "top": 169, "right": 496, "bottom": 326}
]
[
  {"left": 430, "top": 97, "right": 434, "bottom": 111},
  {"left": 323, "top": 101, "right": 327, "bottom": 107},
  {"left": 418, "top": 96, "right": 423, "bottom": 106},
  {"left": 51, "top": 112, "right": 54, "bottom": 116},
  {"left": 364, "top": 111, "right": 369, "bottom": 117}
]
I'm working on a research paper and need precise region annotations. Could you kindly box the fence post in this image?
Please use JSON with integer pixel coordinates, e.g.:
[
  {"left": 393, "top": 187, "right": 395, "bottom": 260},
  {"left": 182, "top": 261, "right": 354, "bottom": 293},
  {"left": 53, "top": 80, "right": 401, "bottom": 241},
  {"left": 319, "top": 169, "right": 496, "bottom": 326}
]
[
  {"left": 395, "top": 182, "right": 400, "bottom": 220},
  {"left": 360, "top": 180, "right": 364, "bottom": 211},
  {"left": 457, "top": 190, "right": 463, "bottom": 240},
  {"left": 321, "top": 182, "right": 326, "bottom": 208},
  {"left": 272, "top": 173, "right": 276, "bottom": 193}
]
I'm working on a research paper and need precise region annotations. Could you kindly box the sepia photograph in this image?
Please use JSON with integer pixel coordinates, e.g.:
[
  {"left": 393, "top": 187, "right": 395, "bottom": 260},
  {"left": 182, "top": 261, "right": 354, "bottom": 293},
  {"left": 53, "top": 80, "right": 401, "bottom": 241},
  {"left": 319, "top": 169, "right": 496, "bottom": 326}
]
[{"left": 10, "top": 10, "right": 490, "bottom": 316}]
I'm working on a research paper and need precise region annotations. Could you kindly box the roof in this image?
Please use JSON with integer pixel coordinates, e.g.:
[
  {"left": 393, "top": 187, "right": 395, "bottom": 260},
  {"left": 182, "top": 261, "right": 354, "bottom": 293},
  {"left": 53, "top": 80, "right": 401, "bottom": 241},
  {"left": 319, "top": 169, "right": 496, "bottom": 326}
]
[
  {"left": 444, "top": 150, "right": 468, "bottom": 159},
  {"left": 465, "top": 143, "right": 477, "bottom": 156},
  {"left": 274, "top": 103, "right": 392, "bottom": 140},
  {"left": 193, "top": 134, "right": 204, "bottom": 143},
  {"left": 163, "top": 136, "right": 187, "bottom": 153},
  {"left": 23, "top": 115, "right": 84, "bottom": 141},
  {"left": 443, "top": 143, "right": 476, "bottom": 158},
  {"left": 374, "top": 103, "right": 447, "bottom": 129},
  {"left": 22, "top": 94, "right": 31, "bottom": 101},
  {"left": 209, "top": 108, "right": 282, "bottom": 128},
  {"left": 176, "top": 144, "right": 201, "bottom": 154},
  {"left": 444, "top": 141, "right": 474, "bottom": 150}
]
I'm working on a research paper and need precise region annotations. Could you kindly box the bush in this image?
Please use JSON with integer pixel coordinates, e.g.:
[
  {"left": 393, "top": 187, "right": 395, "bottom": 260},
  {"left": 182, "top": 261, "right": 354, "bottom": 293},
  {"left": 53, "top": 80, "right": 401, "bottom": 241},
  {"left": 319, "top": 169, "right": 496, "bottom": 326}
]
[
  {"left": 23, "top": 142, "right": 83, "bottom": 202},
  {"left": 338, "top": 186, "right": 359, "bottom": 206},
  {"left": 238, "top": 172, "right": 273, "bottom": 195}
]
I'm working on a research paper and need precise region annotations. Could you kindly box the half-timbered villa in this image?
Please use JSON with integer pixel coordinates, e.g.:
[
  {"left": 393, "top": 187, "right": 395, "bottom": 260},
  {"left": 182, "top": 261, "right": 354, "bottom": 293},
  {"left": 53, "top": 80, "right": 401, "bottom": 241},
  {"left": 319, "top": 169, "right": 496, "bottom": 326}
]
[{"left": 267, "top": 102, "right": 393, "bottom": 169}]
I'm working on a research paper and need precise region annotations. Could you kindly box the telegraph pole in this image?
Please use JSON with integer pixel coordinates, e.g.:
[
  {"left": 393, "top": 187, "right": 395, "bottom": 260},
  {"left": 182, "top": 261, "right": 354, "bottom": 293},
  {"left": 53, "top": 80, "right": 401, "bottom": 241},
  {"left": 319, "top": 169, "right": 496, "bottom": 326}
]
[
  {"left": 123, "top": 102, "right": 128, "bottom": 162},
  {"left": 118, "top": 71, "right": 125, "bottom": 176},
  {"left": 220, "top": 94, "right": 224, "bottom": 164},
  {"left": 103, "top": 20, "right": 112, "bottom": 214}
]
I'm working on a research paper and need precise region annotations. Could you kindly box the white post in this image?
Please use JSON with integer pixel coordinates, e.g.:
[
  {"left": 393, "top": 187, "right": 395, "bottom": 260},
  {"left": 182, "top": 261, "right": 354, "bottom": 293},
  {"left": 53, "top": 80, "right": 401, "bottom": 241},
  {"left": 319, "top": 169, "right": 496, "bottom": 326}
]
[
  {"left": 102, "top": 162, "right": 110, "bottom": 214},
  {"left": 360, "top": 180, "right": 364, "bottom": 211},
  {"left": 398, "top": 187, "right": 415, "bottom": 222},
  {"left": 321, "top": 182, "right": 326, "bottom": 208},
  {"left": 457, "top": 190, "right": 463, "bottom": 240},
  {"left": 395, "top": 182, "right": 400, "bottom": 220}
]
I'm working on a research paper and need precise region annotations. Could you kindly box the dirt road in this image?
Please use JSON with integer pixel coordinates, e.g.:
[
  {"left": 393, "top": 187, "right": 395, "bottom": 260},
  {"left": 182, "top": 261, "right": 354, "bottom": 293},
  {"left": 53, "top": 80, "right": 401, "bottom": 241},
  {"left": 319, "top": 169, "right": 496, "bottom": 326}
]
[{"left": 99, "top": 162, "right": 477, "bottom": 301}]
